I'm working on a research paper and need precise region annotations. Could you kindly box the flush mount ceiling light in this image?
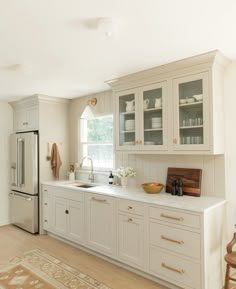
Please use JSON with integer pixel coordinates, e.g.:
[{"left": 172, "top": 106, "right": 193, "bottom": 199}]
[{"left": 97, "top": 17, "right": 117, "bottom": 38}]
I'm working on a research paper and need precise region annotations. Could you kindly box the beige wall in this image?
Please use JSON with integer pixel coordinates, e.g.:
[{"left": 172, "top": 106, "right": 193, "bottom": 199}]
[
  {"left": 0, "top": 102, "right": 13, "bottom": 225},
  {"left": 39, "top": 98, "right": 70, "bottom": 181}
]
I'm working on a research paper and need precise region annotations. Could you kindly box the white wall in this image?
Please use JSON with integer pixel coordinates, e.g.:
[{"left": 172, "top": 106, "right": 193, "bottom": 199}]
[
  {"left": 224, "top": 61, "right": 236, "bottom": 237},
  {"left": 0, "top": 102, "right": 12, "bottom": 225}
]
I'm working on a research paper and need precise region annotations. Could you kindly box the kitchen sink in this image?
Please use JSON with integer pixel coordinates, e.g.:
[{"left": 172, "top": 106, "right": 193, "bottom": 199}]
[
  {"left": 75, "top": 184, "right": 95, "bottom": 188},
  {"left": 64, "top": 182, "right": 98, "bottom": 189}
]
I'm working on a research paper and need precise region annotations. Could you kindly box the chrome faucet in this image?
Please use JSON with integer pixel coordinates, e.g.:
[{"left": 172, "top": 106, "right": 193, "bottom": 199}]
[{"left": 80, "top": 156, "right": 94, "bottom": 183}]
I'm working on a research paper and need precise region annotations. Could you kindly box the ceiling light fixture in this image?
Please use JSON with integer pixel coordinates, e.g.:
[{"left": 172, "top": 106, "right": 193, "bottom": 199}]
[{"left": 97, "top": 17, "right": 116, "bottom": 38}]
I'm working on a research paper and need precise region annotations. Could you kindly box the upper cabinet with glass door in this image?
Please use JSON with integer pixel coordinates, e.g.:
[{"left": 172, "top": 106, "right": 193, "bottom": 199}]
[
  {"left": 115, "top": 82, "right": 167, "bottom": 151},
  {"left": 109, "top": 50, "right": 230, "bottom": 154},
  {"left": 173, "top": 72, "right": 209, "bottom": 151},
  {"left": 140, "top": 82, "right": 167, "bottom": 151},
  {"left": 116, "top": 89, "right": 138, "bottom": 150}
]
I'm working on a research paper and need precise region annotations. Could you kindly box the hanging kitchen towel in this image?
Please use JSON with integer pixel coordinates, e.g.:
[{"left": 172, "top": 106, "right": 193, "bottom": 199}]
[{"left": 51, "top": 143, "right": 62, "bottom": 178}]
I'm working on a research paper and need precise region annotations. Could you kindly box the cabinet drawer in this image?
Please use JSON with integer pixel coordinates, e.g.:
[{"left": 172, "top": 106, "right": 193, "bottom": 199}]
[
  {"left": 149, "top": 222, "right": 201, "bottom": 260},
  {"left": 149, "top": 206, "right": 200, "bottom": 229},
  {"left": 149, "top": 247, "right": 201, "bottom": 289},
  {"left": 119, "top": 199, "right": 144, "bottom": 216}
]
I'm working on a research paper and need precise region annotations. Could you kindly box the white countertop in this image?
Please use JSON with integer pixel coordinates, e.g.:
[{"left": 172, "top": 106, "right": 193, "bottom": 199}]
[{"left": 42, "top": 180, "right": 226, "bottom": 213}]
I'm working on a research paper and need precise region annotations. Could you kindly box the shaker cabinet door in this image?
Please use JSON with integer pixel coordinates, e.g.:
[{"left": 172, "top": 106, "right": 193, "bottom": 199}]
[{"left": 172, "top": 72, "right": 210, "bottom": 151}]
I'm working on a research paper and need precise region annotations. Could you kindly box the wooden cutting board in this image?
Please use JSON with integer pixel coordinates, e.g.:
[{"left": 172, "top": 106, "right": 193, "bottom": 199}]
[{"left": 166, "top": 167, "right": 202, "bottom": 197}]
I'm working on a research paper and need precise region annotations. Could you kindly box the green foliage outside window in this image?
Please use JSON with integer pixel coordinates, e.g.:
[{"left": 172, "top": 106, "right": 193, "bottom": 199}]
[{"left": 87, "top": 117, "right": 113, "bottom": 142}]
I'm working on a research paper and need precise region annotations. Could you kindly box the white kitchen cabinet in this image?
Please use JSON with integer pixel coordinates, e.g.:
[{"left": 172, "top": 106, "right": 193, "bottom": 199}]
[
  {"left": 115, "top": 82, "right": 168, "bottom": 151},
  {"left": 42, "top": 185, "right": 85, "bottom": 244},
  {"left": 42, "top": 190, "right": 51, "bottom": 231},
  {"left": 172, "top": 72, "right": 210, "bottom": 151},
  {"left": 41, "top": 183, "right": 225, "bottom": 289},
  {"left": 118, "top": 200, "right": 145, "bottom": 269},
  {"left": 13, "top": 105, "right": 39, "bottom": 132},
  {"left": 85, "top": 193, "right": 116, "bottom": 257},
  {"left": 109, "top": 50, "right": 229, "bottom": 154},
  {"left": 148, "top": 205, "right": 225, "bottom": 289},
  {"left": 52, "top": 196, "right": 68, "bottom": 236}
]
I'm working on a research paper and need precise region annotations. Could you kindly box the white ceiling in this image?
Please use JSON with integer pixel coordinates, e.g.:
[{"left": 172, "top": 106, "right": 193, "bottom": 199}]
[{"left": 1, "top": 0, "right": 236, "bottom": 101}]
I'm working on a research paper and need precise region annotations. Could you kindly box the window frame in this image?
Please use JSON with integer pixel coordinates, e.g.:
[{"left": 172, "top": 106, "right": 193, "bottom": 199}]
[{"left": 80, "top": 114, "right": 114, "bottom": 171}]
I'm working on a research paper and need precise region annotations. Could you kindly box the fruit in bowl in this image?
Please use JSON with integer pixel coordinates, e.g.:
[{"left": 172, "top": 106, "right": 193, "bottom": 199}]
[{"left": 142, "top": 182, "right": 165, "bottom": 194}]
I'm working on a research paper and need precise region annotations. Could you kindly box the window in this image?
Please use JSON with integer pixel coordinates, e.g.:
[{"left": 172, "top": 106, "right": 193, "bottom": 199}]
[{"left": 80, "top": 115, "right": 113, "bottom": 169}]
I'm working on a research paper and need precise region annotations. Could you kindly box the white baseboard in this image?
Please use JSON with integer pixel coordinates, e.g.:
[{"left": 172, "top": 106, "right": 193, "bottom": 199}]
[{"left": 0, "top": 219, "right": 10, "bottom": 226}]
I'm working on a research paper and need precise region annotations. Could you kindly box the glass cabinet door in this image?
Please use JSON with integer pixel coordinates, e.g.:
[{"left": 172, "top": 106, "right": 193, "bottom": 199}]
[
  {"left": 116, "top": 89, "right": 139, "bottom": 149},
  {"left": 173, "top": 72, "right": 209, "bottom": 150},
  {"left": 139, "top": 82, "right": 167, "bottom": 150}
]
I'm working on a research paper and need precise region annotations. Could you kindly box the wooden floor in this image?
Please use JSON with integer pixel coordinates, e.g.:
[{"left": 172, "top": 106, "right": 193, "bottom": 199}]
[{"left": 0, "top": 225, "right": 168, "bottom": 289}]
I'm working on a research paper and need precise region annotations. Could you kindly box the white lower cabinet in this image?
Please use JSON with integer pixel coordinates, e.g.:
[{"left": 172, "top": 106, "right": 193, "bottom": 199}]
[
  {"left": 118, "top": 214, "right": 144, "bottom": 269},
  {"left": 52, "top": 197, "right": 84, "bottom": 243},
  {"left": 148, "top": 206, "right": 202, "bottom": 289},
  {"left": 85, "top": 193, "right": 116, "bottom": 257},
  {"left": 42, "top": 193, "right": 51, "bottom": 231},
  {"left": 42, "top": 184, "right": 225, "bottom": 289},
  {"left": 149, "top": 247, "right": 201, "bottom": 289},
  {"left": 53, "top": 196, "right": 67, "bottom": 236},
  {"left": 42, "top": 185, "right": 84, "bottom": 245}
]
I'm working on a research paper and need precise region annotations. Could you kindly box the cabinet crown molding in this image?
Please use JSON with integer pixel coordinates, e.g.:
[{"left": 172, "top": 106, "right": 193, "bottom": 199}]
[
  {"left": 106, "top": 50, "right": 230, "bottom": 91},
  {"left": 9, "top": 94, "right": 70, "bottom": 109}
]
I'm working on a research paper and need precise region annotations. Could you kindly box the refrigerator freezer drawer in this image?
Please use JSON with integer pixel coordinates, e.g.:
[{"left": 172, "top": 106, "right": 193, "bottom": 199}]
[{"left": 9, "top": 191, "right": 38, "bottom": 233}]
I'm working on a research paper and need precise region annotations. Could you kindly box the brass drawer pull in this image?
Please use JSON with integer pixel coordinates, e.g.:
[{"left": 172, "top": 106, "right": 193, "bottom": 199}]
[
  {"left": 92, "top": 197, "right": 107, "bottom": 203},
  {"left": 44, "top": 202, "right": 48, "bottom": 206},
  {"left": 128, "top": 206, "right": 133, "bottom": 210},
  {"left": 161, "top": 235, "right": 184, "bottom": 244},
  {"left": 161, "top": 262, "right": 185, "bottom": 274},
  {"left": 44, "top": 219, "right": 48, "bottom": 223},
  {"left": 128, "top": 218, "right": 133, "bottom": 222},
  {"left": 160, "top": 213, "right": 184, "bottom": 221}
]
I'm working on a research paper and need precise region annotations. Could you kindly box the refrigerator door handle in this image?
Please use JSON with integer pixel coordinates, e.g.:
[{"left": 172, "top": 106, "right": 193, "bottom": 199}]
[
  {"left": 17, "top": 138, "right": 24, "bottom": 187},
  {"left": 11, "top": 164, "right": 17, "bottom": 186},
  {"left": 9, "top": 192, "right": 32, "bottom": 202}
]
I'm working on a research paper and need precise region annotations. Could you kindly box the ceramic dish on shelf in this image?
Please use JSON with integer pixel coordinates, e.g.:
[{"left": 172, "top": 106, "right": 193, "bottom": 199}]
[
  {"left": 187, "top": 98, "right": 195, "bottom": 103},
  {"left": 193, "top": 94, "right": 203, "bottom": 101},
  {"left": 179, "top": 99, "right": 187, "bottom": 104},
  {"left": 152, "top": 123, "right": 162, "bottom": 129}
]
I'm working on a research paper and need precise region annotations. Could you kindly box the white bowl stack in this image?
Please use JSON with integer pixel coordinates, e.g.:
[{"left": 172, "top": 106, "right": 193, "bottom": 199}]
[
  {"left": 152, "top": 117, "right": 162, "bottom": 128},
  {"left": 125, "top": 119, "right": 135, "bottom": 131}
]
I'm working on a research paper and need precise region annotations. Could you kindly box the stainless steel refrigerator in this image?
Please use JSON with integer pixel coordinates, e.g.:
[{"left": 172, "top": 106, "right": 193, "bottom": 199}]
[{"left": 9, "top": 131, "right": 39, "bottom": 233}]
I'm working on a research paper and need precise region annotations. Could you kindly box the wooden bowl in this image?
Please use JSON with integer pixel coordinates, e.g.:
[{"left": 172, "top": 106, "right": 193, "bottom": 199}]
[{"left": 142, "top": 183, "right": 164, "bottom": 194}]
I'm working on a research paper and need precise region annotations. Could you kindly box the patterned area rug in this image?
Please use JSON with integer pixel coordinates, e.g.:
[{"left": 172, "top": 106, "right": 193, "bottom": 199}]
[{"left": 0, "top": 249, "right": 112, "bottom": 289}]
